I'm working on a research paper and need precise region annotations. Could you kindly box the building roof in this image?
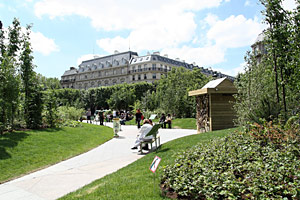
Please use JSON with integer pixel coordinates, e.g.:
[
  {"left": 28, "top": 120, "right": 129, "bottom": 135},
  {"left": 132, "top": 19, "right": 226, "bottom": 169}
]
[
  {"left": 62, "top": 68, "right": 78, "bottom": 76},
  {"left": 130, "top": 53, "right": 195, "bottom": 70},
  {"left": 188, "top": 77, "right": 237, "bottom": 96},
  {"left": 202, "top": 77, "right": 226, "bottom": 89}
]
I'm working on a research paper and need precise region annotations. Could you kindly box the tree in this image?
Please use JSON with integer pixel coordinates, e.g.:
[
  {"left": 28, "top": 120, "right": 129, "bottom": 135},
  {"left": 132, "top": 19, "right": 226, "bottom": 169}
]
[
  {"left": 0, "top": 18, "right": 22, "bottom": 133},
  {"left": 156, "top": 67, "right": 208, "bottom": 118},
  {"left": 260, "top": 0, "right": 292, "bottom": 120},
  {"left": 37, "top": 74, "right": 61, "bottom": 90},
  {"left": 20, "top": 25, "right": 43, "bottom": 129},
  {"left": 107, "top": 85, "right": 136, "bottom": 111},
  {"left": 234, "top": 0, "right": 300, "bottom": 126},
  {"left": 43, "top": 90, "right": 58, "bottom": 128}
]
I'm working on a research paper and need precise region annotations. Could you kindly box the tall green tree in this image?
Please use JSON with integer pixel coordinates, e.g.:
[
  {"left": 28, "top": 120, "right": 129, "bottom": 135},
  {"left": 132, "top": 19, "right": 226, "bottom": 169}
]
[
  {"left": 156, "top": 67, "right": 208, "bottom": 118},
  {"left": 20, "top": 25, "right": 43, "bottom": 129},
  {"left": 37, "top": 74, "right": 61, "bottom": 90},
  {"left": 0, "top": 18, "right": 22, "bottom": 133},
  {"left": 234, "top": 1, "right": 300, "bottom": 126},
  {"left": 260, "top": 0, "right": 292, "bottom": 120},
  {"left": 107, "top": 85, "right": 136, "bottom": 111}
]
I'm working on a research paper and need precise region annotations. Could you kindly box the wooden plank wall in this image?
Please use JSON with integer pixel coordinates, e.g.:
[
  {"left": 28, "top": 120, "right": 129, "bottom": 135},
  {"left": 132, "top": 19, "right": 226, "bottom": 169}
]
[{"left": 210, "top": 93, "right": 236, "bottom": 130}]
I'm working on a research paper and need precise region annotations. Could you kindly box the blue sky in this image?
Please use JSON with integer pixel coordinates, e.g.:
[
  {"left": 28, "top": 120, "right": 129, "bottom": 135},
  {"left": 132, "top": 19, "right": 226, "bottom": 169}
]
[{"left": 0, "top": 0, "right": 297, "bottom": 78}]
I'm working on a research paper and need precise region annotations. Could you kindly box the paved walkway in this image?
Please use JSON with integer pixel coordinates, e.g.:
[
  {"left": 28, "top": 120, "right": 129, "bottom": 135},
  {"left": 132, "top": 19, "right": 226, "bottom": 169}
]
[{"left": 0, "top": 122, "right": 196, "bottom": 200}]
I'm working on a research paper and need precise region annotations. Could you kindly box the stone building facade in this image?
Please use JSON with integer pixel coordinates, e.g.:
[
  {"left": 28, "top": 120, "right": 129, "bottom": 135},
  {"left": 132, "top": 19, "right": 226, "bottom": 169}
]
[{"left": 60, "top": 51, "right": 234, "bottom": 89}]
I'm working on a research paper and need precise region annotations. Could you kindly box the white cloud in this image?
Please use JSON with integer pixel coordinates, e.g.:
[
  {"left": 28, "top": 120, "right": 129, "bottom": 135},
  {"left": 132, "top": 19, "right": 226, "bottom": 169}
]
[
  {"left": 77, "top": 54, "right": 104, "bottom": 65},
  {"left": 30, "top": 31, "right": 59, "bottom": 55},
  {"left": 34, "top": 0, "right": 261, "bottom": 73},
  {"left": 34, "top": 0, "right": 227, "bottom": 31},
  {"left": 207, "top": 15, "right": 264, "bottom": 49},
  {"left": 204, "top": 13, "right": 219, "bottom": 26},
  {"left": 244, "top": 0, "right": 251, "bottom": 6},
  {"left": 282, "top": 0, "right": 297, "bottom": 10},
  {"left": 161, "top": 45, "right": 226, "bottom": 67}
]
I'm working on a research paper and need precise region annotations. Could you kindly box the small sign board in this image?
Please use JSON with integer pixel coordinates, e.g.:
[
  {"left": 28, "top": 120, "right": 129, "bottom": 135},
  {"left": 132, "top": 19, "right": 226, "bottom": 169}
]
[
  {"left": 149, "top": 156, "right": 161, "bottom": 173},
  {"left": 149, "top": 114, "right": 157, "bottom": 120}
]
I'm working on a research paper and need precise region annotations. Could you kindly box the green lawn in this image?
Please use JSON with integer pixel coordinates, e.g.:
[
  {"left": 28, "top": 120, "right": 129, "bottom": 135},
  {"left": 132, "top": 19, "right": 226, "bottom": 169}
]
[
  {"left": 60, "top": 127, "right": 239, "bottom": 200},
  {"left": 124, "top": 118, "right": 197, "bottom": 129},
  {"left": 0, "top": 123, "right": 113, "bottom": 183}
]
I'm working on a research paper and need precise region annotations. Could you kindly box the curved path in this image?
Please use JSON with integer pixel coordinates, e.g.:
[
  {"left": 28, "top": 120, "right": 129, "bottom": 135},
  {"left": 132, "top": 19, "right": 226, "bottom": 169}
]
[{"left": 0, "top": 122, "right": 196, "bottom": 200}]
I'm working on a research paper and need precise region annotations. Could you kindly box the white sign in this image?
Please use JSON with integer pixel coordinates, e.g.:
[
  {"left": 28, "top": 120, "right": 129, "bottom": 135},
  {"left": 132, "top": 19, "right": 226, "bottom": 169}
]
[{"left": 149, "top": 156, "right": 161, "bottom": 173}]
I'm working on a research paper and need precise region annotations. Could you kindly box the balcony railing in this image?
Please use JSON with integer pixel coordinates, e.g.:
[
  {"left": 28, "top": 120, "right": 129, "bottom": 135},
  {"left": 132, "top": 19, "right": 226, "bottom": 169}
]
[
  {"left": 61, "top": 79, "right": 76, "bottom": 83},
  {"left": 128, "top": 68, "right": 169, "bottom": 74}
]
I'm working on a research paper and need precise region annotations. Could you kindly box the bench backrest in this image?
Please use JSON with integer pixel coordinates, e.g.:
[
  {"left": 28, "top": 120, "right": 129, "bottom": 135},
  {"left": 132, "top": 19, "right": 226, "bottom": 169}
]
[{"left": 145, "top": 124, "right": 160, "bottom": 138}]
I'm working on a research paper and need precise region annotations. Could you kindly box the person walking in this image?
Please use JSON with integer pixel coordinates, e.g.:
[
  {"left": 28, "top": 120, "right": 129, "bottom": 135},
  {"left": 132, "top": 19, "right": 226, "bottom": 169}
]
[
  {"left": 159, "top": 113, "right": 166, "bottom": 128},
  {"left": 135, "top": 109, "right": 143, "bottom": 129},
  {"left": 86, "top": 109, "right": 92, "bottom": 123},
  {"left": 99, "top": 110, "right": 104, "bottom": 125}
]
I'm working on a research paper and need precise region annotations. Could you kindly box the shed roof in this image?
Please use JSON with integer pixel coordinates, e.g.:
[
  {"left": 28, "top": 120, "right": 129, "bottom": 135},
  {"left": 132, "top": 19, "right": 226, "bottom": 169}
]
[{"left": 188, "top": 78, "right": 237, "bottom": 96}]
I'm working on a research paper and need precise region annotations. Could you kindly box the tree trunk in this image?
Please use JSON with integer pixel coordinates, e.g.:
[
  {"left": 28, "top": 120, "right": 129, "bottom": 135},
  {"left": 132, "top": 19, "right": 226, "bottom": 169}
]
[
  {"left": 280, "top": 65, "right": 287, "bottom": 120},
  {"left": 273, "top": 48, "right": 280, "bottom": 104}
]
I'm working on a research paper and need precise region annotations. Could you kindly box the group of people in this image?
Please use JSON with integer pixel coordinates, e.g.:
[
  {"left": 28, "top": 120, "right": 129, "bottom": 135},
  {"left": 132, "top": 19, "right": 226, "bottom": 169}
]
[
  {"left": 159, "top": 113, "right": 172, "bottom": 129},
  {"left": 83, "top": 108, "right": 172, "bottom": 152}
]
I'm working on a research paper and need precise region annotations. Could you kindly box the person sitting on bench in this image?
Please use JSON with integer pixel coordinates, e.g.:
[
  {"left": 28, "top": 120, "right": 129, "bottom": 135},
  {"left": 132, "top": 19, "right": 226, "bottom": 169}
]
[{"left": 131, "top": 119, "right": 153, "bottom": 150}]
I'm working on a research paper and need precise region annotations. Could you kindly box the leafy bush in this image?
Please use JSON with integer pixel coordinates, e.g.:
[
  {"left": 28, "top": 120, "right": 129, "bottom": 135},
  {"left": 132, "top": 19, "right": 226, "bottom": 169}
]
[
  {"left": 58, "top": 106, "right": 85, "bottom": 121},
  {"left": 161, "top": 129, "right": 300, "bottom": 199},
  {"left": 57, "top": 106, "right": 85, "bottom": 127}
]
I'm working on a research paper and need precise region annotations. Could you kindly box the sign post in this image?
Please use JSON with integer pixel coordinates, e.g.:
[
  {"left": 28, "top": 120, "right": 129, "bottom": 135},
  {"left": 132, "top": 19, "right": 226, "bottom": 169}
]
[{"left": 149, "top": 156, "right": 161, "bottom": 197}]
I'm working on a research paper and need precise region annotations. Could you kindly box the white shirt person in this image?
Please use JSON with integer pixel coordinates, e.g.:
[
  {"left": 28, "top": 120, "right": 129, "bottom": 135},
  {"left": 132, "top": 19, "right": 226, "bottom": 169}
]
[{"left": 131, "top": 119, "right": 153, "bottom": 149}]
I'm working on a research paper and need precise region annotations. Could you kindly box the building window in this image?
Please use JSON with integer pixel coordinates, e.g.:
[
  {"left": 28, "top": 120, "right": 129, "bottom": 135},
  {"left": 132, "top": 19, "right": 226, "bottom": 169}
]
[
  {"left": 98, "top": 71, "right": 101, "bottom": 77},
  {"left": 98, "top": 82, "right": 101, "bottom": 87},
  {"left": 152, "top": 64, "right": 156, "bottom": 70},
  {"left": 138, "top": 74, "right": 141, "bottom": 80},
  {"left": 121, "top": 68, "right": 125, "bottom": 74},
  {"left": 113, "top": 79, "right": 117, "bottom": 85},
  {"left": 152, "top": 73, "right": 156, "bottom": 79},
  {"left": 132, "top": 75, "right": 135, "bottom": 81},
  {"left": 144, "top": 74, "right": 147, "bottom": 79},
  {"left": 138, "top": 65, "right": 142, "bottom": 72},
  {"left": 113, "top": 69, "right": 116, "bottom": 75}
]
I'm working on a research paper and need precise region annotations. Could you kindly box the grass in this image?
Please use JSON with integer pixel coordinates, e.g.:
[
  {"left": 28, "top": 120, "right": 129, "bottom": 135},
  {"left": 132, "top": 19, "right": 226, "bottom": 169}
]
[
  {"left": 124, "top": 118, "right": 197, "bottom": 129},
  {"left": 60, "top": 127, "right": 239, "bottom": 200},
  {"left": 0, "top": 123, "right": 113, "bottom": 183}
]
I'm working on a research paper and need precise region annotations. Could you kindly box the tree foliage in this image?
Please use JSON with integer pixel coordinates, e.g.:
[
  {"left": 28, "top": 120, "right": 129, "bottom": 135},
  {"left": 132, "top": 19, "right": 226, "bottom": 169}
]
[
  {"left": 234, "top": 0, "right": 300, "bottom": 126},
  {"left": 156, "top": 67, "right": 209, "bottom": 118},
  {"left": 20, "top": 25, "right": 43, "bottom": 129}
]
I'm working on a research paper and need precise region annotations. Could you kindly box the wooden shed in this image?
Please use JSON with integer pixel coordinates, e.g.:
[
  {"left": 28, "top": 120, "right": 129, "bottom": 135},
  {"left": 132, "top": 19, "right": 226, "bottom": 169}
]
[{"left": 189, "top": 78, "right": 237, "bottom": 133}]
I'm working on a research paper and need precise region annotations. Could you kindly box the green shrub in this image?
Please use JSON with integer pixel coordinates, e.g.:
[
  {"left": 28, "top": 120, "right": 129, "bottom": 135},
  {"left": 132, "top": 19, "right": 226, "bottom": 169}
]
[
  {"left": 56, "top": 106, "right": 85, "bottom": 127},
  {"left": 58, "top": 106, "right": 85, "bottom": 121},
  {"left": 161, "top": 129, "right": 300, "bottom": 199}
]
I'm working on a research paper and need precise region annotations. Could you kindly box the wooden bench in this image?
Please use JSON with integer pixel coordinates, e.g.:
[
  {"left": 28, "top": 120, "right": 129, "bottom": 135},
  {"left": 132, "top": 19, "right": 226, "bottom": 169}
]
[{"left": 139, "top": 123, "right": 161, "bottom": 154}]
